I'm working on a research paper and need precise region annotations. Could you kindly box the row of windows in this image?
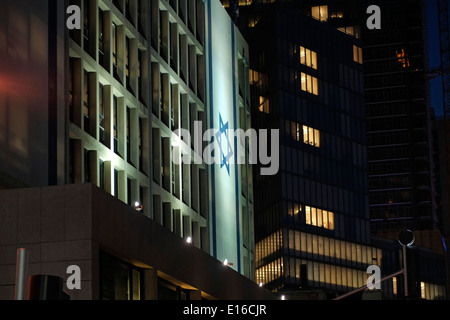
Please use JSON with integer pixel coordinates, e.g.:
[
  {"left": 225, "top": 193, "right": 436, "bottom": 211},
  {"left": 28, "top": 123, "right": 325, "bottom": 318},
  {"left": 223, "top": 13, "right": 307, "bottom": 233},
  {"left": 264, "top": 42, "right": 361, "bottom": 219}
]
[
  {"left": 69, "top": 61, "right": 148, "bottom": 173},
  {"left": 299, "top": 46, "right": 318, "bottom": 70},
  {"left": 277, "top": 74, "right": 365, "bottom": 126},
  {"left": 256, "top": 257, "right": 378, "bottom": 292},
  {"left": 282, "top": 121, "right": 321, "bottom": 148},
  {"left": 71, "top": 0, "right": 149, "bottom": 102},
  {"left": 280, "top": 158, "right": 368, "bottom": 208},
  {"left": 420, "top": 282, "right": 447, "bottom": 300},
  {"left": 152, "top": 0, "right": 206, "bottom": 102},
  {"left": 286, "top": 230, "right": 381, "bottom": 266},
  {"left": 255, "top": 230, "right": 282, "bottom": 268},
  {"left": 300, "top": 72, "right": 319, "bottom": 96},
  {"left": 287, "top": 203, "right": 335, "bottom": 231},
  {"left": 286, "top": 259, "right": 374, "bottom": 291},
  {"left": 280, "top": 43, "right": 364, "bottom": 97},
  {"left": 280, "top": 118, "right": 366, "bottom": 167}
]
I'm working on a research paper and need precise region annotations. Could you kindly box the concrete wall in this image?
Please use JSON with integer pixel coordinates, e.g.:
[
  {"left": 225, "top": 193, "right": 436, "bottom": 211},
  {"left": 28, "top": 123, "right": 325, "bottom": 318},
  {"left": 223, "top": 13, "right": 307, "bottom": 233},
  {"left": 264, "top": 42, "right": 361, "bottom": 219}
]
[{"left": 0, "top": 184, "right": 275, "bottom": 300}]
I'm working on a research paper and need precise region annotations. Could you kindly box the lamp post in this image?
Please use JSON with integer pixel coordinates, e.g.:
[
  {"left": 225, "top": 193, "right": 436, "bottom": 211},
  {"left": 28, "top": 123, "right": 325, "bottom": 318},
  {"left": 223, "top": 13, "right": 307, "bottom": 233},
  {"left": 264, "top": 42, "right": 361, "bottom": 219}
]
[{"left": 398, "top": 229, "right": 415, "bottom": 298}]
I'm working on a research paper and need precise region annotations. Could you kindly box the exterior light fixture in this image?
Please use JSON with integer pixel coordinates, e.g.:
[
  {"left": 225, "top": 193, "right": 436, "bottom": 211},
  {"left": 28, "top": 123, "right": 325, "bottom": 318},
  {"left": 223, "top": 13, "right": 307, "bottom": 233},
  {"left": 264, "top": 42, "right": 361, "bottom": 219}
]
[
  {"left": 186, "top": 236, "right": 192, "bottom": 244},
  {"left": 134, "top": 201, "right": 143, "bottom": 211},
  {"left": 259, "top": 282, "right": 263, "bottom": 287},
  {"left": 398, "top": 229, "right": 415, "bottom": 247},
  {"left": 223, "top": 259, "right": 234, "bottom": 267},
  {"left": 281, "top": 295, "right": 286, "bottom": 300}
]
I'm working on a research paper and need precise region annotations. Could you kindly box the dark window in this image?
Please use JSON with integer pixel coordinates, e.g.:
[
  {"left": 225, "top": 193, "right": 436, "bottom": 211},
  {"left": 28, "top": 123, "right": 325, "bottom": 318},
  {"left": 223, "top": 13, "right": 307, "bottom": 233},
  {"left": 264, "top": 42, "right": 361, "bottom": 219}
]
[
  {"left": 100, "top": 252, "right": 142, "bottom": 300},
  {"left": 99, "top": 84, "right": 105, "bottom": 144}
]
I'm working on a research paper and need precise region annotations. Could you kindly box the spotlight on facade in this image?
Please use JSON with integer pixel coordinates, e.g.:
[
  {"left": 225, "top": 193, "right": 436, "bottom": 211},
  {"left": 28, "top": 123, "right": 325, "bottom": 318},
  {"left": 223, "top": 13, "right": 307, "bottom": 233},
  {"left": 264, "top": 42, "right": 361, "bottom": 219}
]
[
  {"left": 223, "top": 259, "right": 234, "bottom": 267},
  {"left": 134, "top": 201, "right": 143, "bottom": 212}
]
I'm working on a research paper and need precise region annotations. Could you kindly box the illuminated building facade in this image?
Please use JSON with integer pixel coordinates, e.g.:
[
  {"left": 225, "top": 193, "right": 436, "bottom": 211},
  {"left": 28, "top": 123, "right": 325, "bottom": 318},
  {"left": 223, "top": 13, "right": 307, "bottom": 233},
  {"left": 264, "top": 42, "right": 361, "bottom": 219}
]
[
  {"left": 68, "top": 0, "right": 255, "bottom": 284},
  {"left": 237, "top": 1, "right": 383, "bottom": 298},
  {"left": 0, "top": 0, "right": 259, "bottom": 300}
]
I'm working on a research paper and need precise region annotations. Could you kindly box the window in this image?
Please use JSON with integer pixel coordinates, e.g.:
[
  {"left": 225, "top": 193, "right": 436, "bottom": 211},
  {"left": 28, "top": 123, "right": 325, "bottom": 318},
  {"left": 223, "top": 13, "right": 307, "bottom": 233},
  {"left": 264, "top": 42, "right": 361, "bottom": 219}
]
[
  {"left": 126, "top": 37, "right": 131, "bottom": 91},
  {"left": 300, "top": 73, "right": 318, "bottom": 95},
  {"left": 112, "top": 22, "right": 118, "bottom": 76},
  {"left": 100, "top": 252, "right": 142, "bottom": 300},
  {"left": 259, "top": 96, "right": 270, "bottom": 114},
  {"left": 396, "top": 49, "right": 410, "bottom": 68},
  {"left": 113, "top": 96, "right": 120, "bottom": 156},
  {"left": 303, "top": 125, "right": 320, "bottom": 147},
  {"left": 100, "top": 160, "right": 105, "bottom": 191},
  {"left": 84, "top": 149, "right": 91, "bottom": 183},
  {"left": 139, "top": 118, "right": 143, "bottom": 172},
  {"left": 138, "top": 50, "right": 143, "bottom": 101},
  {"left": 99, "top": 84, "right": 105, "bottom": 144},
  {"left": 69, "top": 59, "right": 74, "bottom": 122},
  {"left": 300, "top": 46, "right": 317, "bottom": 69},
  {"left": 353, "top": 45, "right": 363, "bottom": 64},
  {"left": 114, "top": 169, "right": 119, "bottom": 198},
  {"left": 312, "top": 5, "right": 328, "bottom": 22},
  {"left": 126, "top": 107, "right": 131, "bottom": 164},
  {"left": 83, "top": 0, "right": 90, "bottom": 50},
  {"left": 171, "top": 146, "right": 176, "bottom": 192},
  {"left": 83, "top": 71, "right": 90, "bottom": 133},
  {"left": 127, "top": 178, "right": 132, "bottom": 206},
  {"left": 392, "top": 277, "right": 397, "bottom": 295},
  {"left": 305, "top": 206, "right": 333, "bottom": 230},
  {"left": 99, "top": 9, "right": 105, "bottom": 67},
  {"left": 288, "top": 121, "right": 301, "bottom": 142}
]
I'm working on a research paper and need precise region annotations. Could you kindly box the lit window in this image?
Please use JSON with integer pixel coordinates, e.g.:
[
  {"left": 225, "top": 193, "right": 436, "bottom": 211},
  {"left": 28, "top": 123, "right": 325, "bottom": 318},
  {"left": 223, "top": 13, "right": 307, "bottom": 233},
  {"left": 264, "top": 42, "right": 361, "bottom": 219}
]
[
  {"left": 330, "top": 12, "right": 343, "bottom": 18},
  {"left": 396, "top": 49, "right": 410, "bottom": 68},
  {"left": 303, "top": 125, "right": 320, "bottom": 147},
  {"left": 300, "top": 73, "right": 319, "bottom": 95},
  {"left": 393, "top": 277, "right": 397, "bottom": 295},
  {"left": 304, "top": 206, "right": 334, "bottom": 230},
  {"left": 312, "top": 5, "right": 328, "bottom": 22},
  {"left": 353, "top": 45, "right": 363, "bottom": 64},
  {"left": 259, "top": 96, "right": 270, "bottom": 114},
  {"left": 421, "top": 282, "right": 426, "bottom": 299},
  {"left": 300, "top": 46, "right": 317, "bottom": 69}
]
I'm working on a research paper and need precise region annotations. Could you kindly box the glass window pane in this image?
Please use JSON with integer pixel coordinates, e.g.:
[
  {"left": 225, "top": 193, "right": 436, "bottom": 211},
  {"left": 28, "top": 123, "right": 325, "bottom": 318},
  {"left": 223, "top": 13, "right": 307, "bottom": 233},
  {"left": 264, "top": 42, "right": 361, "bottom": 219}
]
[
  {"left": 314, "top": 129, "right": 320, "bottom": 147},
  {"left": 312, "top": 6, "right": 320, "bottom": 20},
  {"left": 313, "top": 77, "right": 319, "bottom": 95},
  {"left": 305, "top": 206, "right": 311, "bottom": 225},
  {"left": 301, "top": 73, "right": 307, "bottom": 91},
  {"left": 323, "top": 210, "right": 328, "bottom": 229},
  {"left": 329, "top": 212, "right": 334, "bottom": 230},
  {"left": 300, "top": 46, "right": 306, "bottom": 65},
  {"left": 312, "top": 51, "right": 317, "bottom": 69},
  {"left": 311, "top": 207, "right": 317, "bottom": 226},
  {"left": 317, "top": 209, "right": 323, "bottom": 227},
  {"left": 307, "top": 75, "right": 312, "bottom": 93},
  {"left": 306, "top": 49, "right": 311, "bottom": 67}
]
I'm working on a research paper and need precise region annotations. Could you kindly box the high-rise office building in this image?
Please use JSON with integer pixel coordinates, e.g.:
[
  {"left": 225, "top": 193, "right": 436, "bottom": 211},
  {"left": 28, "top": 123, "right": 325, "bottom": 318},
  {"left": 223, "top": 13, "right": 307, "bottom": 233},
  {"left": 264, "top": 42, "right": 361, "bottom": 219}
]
[
  {"left": 228, "top": 1, "right": 384, "bottom": 298},
  {"left": 225, "top": 0, "right": 448, "bottom": 299},
  {"left": 0, "top": 0, "right": 265, "bottom": 300}
]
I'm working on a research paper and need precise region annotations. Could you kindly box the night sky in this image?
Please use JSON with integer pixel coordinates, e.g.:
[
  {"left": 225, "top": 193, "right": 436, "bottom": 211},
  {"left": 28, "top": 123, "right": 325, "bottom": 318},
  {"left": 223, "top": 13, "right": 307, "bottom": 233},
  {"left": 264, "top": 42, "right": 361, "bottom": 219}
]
[{"left": 426, "top": 0, "right": 445, "bottom": 118}]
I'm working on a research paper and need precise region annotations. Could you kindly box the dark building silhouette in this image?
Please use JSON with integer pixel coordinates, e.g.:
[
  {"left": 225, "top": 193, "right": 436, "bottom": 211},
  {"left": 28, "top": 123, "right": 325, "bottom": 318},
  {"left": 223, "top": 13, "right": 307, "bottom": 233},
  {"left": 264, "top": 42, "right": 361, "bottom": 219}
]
[{"left": 223, "top": 0, "right": 449, "bottom": 299}]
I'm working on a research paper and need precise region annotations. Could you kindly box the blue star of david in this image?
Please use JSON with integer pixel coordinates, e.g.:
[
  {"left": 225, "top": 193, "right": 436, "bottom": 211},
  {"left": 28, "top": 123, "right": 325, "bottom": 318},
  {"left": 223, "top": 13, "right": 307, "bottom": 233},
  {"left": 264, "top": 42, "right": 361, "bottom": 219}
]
[{"left": 216, "top": 114, "right": 233, "bottom": 176}]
